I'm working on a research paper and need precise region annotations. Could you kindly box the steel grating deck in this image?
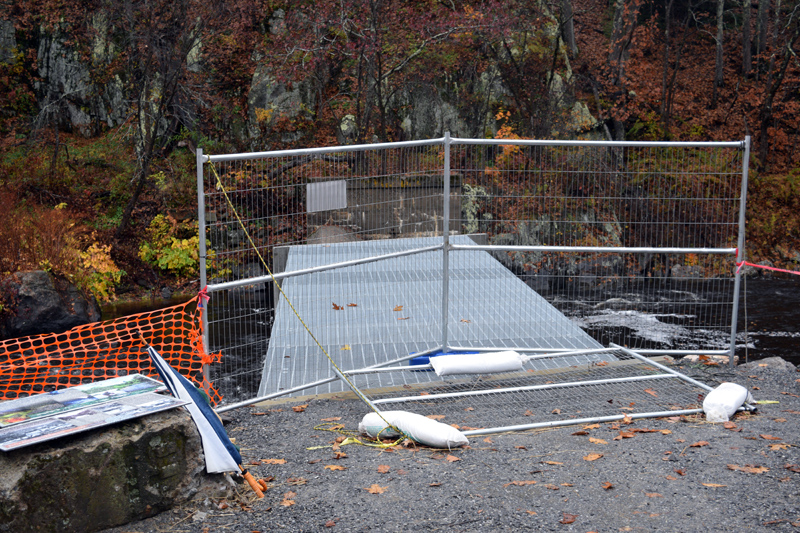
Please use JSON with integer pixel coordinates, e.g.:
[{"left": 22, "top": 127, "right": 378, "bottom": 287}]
[{"left": 258, "top": 235, "right": 606, "bottom": 397}]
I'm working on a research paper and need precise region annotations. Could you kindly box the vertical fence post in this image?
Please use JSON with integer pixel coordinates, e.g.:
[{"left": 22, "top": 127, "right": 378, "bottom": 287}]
[
  {"left": 441, "top": 133, "right": 451, "bottom": 353},
  {"left": 196, "top": 148, "right": 210, "bottom": 382},
  {"left": 728, "top": 136, "right": 750, "bottom": 367}
]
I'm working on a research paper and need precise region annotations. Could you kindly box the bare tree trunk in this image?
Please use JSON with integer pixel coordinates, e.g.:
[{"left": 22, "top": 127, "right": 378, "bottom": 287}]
[
  {"left": 742, "top": 0, "right": 752, "bottom": 75},
  {"left": 711, "top": 0, "right": 725, "bottom": 108},
  {"left": 561, "top": 0, "right": 578, "bottom": 56},
  {"left": 755, "top": 0, "right": 770, "bottom": 76},
  {"left": 608, "top": 0, "right": 641, "bottom": 140},
  {"left": 609, "top": 0, "right": 640, "bottom": 86},
  {"left": 660, "top": 0, "right": 675, "bottom": 121},
  {"left": 757, "top": 20, "right": 800, "bottom": 169}
]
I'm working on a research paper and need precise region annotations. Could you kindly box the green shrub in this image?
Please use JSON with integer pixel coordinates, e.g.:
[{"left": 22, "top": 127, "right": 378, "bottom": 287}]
[{"left": 138, "top": 214, "right": 200, "bottom": 277}]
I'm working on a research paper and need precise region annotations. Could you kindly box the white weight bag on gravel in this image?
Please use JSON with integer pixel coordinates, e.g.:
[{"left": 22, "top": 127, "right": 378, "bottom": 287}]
[
  {"left": 702, "top": 382, "right": 754, "bottom": 422},
  {"left": 359, "top": 410, "right": 469, "bottom": 449}
]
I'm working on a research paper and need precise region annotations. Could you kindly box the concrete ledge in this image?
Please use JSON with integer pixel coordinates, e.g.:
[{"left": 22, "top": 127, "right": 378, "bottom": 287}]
[{"left": 0, "top": 409, "right": 231, "bottom": 533}]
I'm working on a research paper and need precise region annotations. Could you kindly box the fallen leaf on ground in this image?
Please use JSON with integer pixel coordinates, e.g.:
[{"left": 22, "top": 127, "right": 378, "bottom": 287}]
[
  {"left": 398, "top": 317, "right": 410, "bottom": 320},
  {"left": 464, "top": 407, "right": 475, "bottom": 411},
  {"left": 584, "top": 453, "right": 603, "bottom": 461},
  {"left": 377, "top": 465, "right": 391, "bottom": 473},
  {"left": 340, "top": 345, "right": 350, "bottom": 350},
  {"left": 773, "top": 418, "right": 787, "bottom": 422},
  {"left": 321, "top": 417, "right": 341, "bottom": 422},
  {"left": 723, "top": 421, "right": 737, "bottom": 429},
  {"left": 543, "top": 461, "right": 563, "bottom": 465},
  {"left": 622, "top": 414, "right": 633, "bottom": 424},
  {"left": 644, "top": 388, "right": 658, "bottom": 397},
  {"left": 286, "top": 477, "right": 307, "bottom": 485},
  {"left": 660, "top": 429, "right": 672, "bottom": 435},
  {"left": 645, "top": 492, "right": 663, "bottom": 498},
  {"left": 292, "top": 404, "right": 308, "bottom": 413},
  {"left": 665, "top": 475, "right": 677, "bottom": 480},
  {"left": 768, "top": 443, "right": 791, "bottom": 451},
  {"left": 365, "top": 484, "right": 387, "bottom": 494},
  {"left": 429, "top": 482, "right": 441, "bottom": 487},
  {"left": 784, "top": 464, "right": 800, "bottom": 473},
  {"left": 544, "top": 484, "right": 559, "bottom": 490},
  {"left": 589, "top": 437, "right": 607, "bottom": 445},
  {"left": 426, "top": 414, "right": 445, "bottom": 420},
  {"left": 280, "top": 491, "right": 296, "bottom": 506},
  {"left": 690, "top": 441, "right": 709, "bottom": 447},
  {"left": 551, "top": 408, "right": 561, "bottom": 415},
  {"left": 702, "top": 483, "right": 727, "bottom": 488},
  {"left": 674, "top": 468, "right": 686, "bottom": 476},
  {"left": 760, "top": 434, "right": 781, "bottom": 440},
  {"left": 460, "top": 319, "right": 471, "bottom": 323},
  {"left": 524, "top": 410, "right": 534, "bottom": 416},
  {"left": 324, "top": 465, "right": 346, "bottom": 471},
  {"left": 559, "top": 513, "right": 578, "bottom": 524},
  {"left": 601, "top": 481, "right": 613, "bottom": 490},
  {"left": 483, "top": 437, "right": 493, "bottom": 443},
  {"left": 503, "top": 480, "right": 537, "bottom": 487},
  {"left": 526, "top": 510, "right": 537, "bottom": 515},
  {"left": 393, "top": 305, "right": 403, "bottom": 312},
  {"left": 262, "top": 458, "right": 287, "bottom": 465},
  {"left": 325, "top": 519, "right": 336, "bottom": 527},
  {"left": 446, "top": 454, "right": 461, "bottom": 462},
  {"left": 613, "top": 431, "right": 634, "bottom": 440},
  {"left": 515, "top": 445, "right": 527, "bottom": 450},
  {"left": 333, "top": 451, "right": 347, "bottom": 459},
  {"left": 572, "top": 430, "right": 589, "bottom": 436},
  {"left": 332, "top": 303, "right": 343, "bottom": 310},
  {"left": 727, "top": 464, "right": 769, "bottom": 474},
  {"left": 347, "top": 303, "right": 357, "bottom": 307}
]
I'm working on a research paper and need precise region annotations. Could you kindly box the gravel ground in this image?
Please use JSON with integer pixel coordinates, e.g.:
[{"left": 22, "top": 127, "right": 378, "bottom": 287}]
[{"left": 103, "top": 357, "right": 800, "bottom": 533}]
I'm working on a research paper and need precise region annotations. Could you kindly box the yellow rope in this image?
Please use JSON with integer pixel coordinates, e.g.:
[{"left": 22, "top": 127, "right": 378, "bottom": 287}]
[
  {"left": 308, "top": 422, "right": 404, "bottom": 450},
  {"left": 206, "top": 161, "right": 404, "bottom": 444}
]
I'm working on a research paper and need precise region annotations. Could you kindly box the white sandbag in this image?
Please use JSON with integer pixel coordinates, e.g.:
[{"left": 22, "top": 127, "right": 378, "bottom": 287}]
[
  {"left": 430, "top": 350, "right": 524, "bottom": 376},
  {"left": 359, "top": 410, "right": 469, "bottom": 449},
  {"left": 702, "top": 382, "right": 754, "bottom": 422},
  {"left": 359, "top": 411, "right": 404, "bottom": 438}
]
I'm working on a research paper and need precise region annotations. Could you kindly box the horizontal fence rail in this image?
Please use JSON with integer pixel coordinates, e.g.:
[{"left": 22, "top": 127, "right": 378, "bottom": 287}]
[{"left": 198, "top": 136, "right": 749, "bottom": 405}]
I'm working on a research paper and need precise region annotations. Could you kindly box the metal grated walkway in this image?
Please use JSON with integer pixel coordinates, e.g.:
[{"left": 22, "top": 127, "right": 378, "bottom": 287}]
[{"left": 257, "top": 235, "right": 605, "bottom": 397}]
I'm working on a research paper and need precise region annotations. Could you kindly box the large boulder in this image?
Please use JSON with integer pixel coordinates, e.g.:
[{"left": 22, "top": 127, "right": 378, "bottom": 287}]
[
  {"left": 0, "top": 409, "right": 231, "bottom": 533},
  {"left": 0, "top": 270, "right": 101, "bottom": 339}
]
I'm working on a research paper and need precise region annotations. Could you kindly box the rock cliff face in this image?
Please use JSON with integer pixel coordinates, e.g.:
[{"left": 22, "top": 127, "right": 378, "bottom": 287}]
[
  {"left": 8, "top": 3, "right": 599, "bottom": 148},
  {"left": 0, "top": 271, "right": 101, "bottom": 339},
  {"left": 34, "top": 20, "right": 126, "bottom": 136}
]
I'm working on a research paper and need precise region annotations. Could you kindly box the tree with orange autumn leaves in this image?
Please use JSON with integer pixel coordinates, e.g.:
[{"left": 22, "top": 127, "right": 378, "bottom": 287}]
[{"left": 0, "top": 0, "right": 797, "bottom": 270}]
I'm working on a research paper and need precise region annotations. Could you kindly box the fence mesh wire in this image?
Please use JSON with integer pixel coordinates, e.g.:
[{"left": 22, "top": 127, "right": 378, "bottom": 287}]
[
  {"left": 200, "top": 139, "right": 745, "bottom": 406},
  {"left": 349, "top": 349, "right": 709, "bottom": 434}
]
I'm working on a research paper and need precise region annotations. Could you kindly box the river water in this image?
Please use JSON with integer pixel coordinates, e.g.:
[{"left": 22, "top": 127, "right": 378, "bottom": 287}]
[{"left": 101, "top": 277, "right": 800, "bottom": 367}]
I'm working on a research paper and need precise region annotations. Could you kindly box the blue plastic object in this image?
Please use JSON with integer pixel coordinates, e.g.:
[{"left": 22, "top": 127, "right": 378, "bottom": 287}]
[{"left": 409, "top": 350, "right": 479, "bottom": 370}]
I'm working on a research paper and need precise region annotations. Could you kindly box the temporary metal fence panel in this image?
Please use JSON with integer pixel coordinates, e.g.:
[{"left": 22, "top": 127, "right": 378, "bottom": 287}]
[
  {"left": 347, "top": 346, "right": 714, "bottom": 436},
  {"left": 198, "top": 136, "right": 749, "bottom": 411}
]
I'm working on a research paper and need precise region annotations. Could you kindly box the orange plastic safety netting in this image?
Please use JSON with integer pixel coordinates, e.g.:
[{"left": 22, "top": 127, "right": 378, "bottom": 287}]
[{"left": 0, "top": 295, "right": 222, "bottom": 405}]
